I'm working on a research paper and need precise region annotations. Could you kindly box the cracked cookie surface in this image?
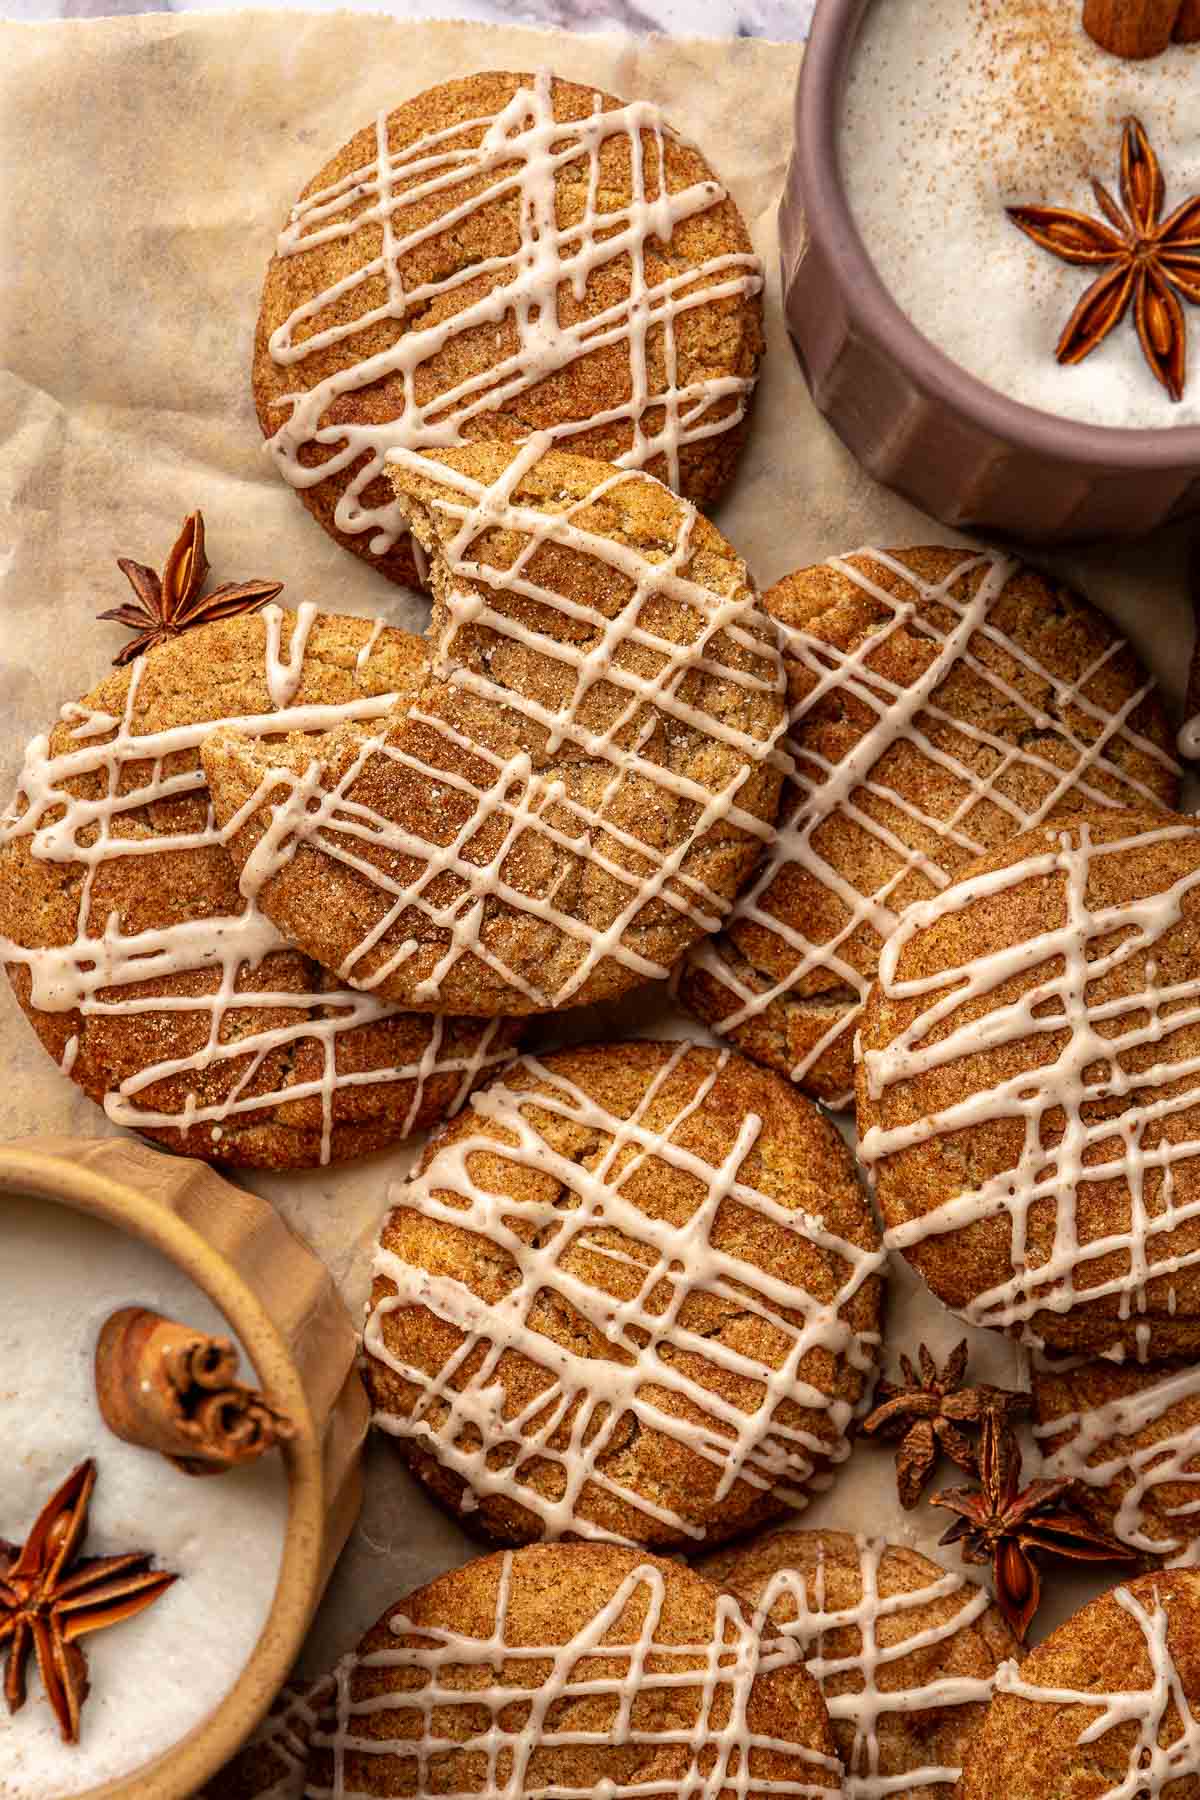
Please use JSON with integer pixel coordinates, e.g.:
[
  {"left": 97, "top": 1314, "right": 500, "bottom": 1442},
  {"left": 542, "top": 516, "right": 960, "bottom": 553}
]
[
  {"left": 361, "top": 1038, "right": 884, "bottom": 1548},
  {"left": 0, "top": 607, "right": 521, "bottom": 1168},
  {"left": 303, "top": 1544, "right": 841, "bottom": 1800},
  {"left": 700, "top": 1528, "right": 1018, "bottom": 1800},
  {"left": 956, "top": 1569, "right": 1200, "bottom": 1800},
  {"left": 203, "top": 444, "right": 787, "bottom": 1018},
  {"left": 679, "top": 546, "right": 1179, "bottom": 1105},
  {"left": 857, "top": 811, "right": 1200, "bottom": 1358},
  {"left": 254, "top": 70, "right": 765, "bottom": 588}
]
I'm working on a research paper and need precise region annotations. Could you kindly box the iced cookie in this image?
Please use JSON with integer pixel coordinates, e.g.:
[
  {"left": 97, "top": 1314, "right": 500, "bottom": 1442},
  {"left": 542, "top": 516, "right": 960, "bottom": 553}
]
[
  {"left": 254, "top": 70, "right": 765, "bottom": 588},
  {"left": 197, "top": 1677, "right": 332, "bottom": 1799},
  {"left": 679, "top": 547, "right": 1179, "bottom": 1105},
  {"left": 361, "top": 1041, "right": 885, "bottom": 1547},
  {"left": 700, "top": 1529, "right": 1019, "bottom": 1799},
  {"left": 858, "top": 811, "right": 1200, "bottom": 1357},
  {"left": 957, "top": 1570, "right": 1200, "bottom": 1797},
  {"left": 0, "top": 608, "right": 520, "bottom": 1168},
  {"left": 303, "top": 1545, "right": 842, "bottom": 1799},
  {"left": 1034, "top": 1357, "right": 1200, "bottom": 1566},
  {"left": 203, "top": 444, "right": 787, "bottom": 1017}
]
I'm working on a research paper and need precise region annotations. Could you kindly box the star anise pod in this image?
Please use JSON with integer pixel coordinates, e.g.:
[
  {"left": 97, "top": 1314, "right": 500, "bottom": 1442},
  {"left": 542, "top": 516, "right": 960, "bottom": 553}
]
[
  {"left": 1008, "top": 115, "right": 1200, "bottom": 401},
  {"left": 931, "top": 1413, "right": 1134, "bottom": 1642},
  {"left": 98, "top": 510, "right": 284, "bottom": 666},
  {"left": 0, "top": 1460, "right": 178, "bottom": 1742},
  {"left": 862, "top": 1340, "right": 1030, "bottom": 1509}
]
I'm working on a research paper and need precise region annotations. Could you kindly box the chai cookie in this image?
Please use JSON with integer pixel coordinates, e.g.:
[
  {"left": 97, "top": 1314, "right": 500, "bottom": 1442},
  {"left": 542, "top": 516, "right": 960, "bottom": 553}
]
[
  {"left": 197, "top": 1676, "right": 332, "bottom": 1799},
  {"left": 361, "top": 1041, "right": 885, "bottom": 1548},
  {"left": 858, "top": 811, "right": 1200, "bottom": 1357},
  {"left": 202, "top": 444, "right": 787, "bottom": 1018},
  {"left": 679, "top": 546, "right": 1179, "bottom": 1105},
  {"left": 956, "top": 1569, "right": 1200, "bottom": 1798},
  {"left": 700, "top": 1529, "right": 1019, "bottom": 1799},
  {"left": 255, "top": 70, "right": 765, "bottom": 589},
  {"left": 0, "top": 608, "right": 520, "bottom": 1168},
  {"left": 303, "top": 1545, "right": 842, "bottom": 1799},
  {"left": 1034, "top": 1356, "right": 1200, "bottom": 1566}
]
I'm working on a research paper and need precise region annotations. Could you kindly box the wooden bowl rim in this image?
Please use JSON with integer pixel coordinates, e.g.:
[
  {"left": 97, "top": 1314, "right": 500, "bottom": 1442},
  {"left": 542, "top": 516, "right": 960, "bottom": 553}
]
[{"left": 0, "top": 1141, "right": 325, "bottom": 1800}]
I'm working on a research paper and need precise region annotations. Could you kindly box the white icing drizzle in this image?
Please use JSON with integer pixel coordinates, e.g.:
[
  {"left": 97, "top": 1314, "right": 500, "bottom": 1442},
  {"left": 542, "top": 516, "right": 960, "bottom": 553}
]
[
  {"left": 234, "top": 441, "right": 786, "bottom": 1011},
  {"left": 993, "top": 1583, "right": 1200, "bottom": 1797},
  {"left": 860, "top": 817, "right": 1200, "bottom": 1343},
  {"left": 264, "top": 601, "right": 319, "bottom": 709},
  {"left": 306, "top": 1553, "right": 843, "bottom": 1800},
  {"left": 364, "top": 1043, "right": 883, "bottom": 1541},
  {"left": 0, "top": 605, "right": 513, "bottom": 1162},
  {"left": 743, "top": 1535, "right": 1000, "bottom": 1798},
  {"left": 265, "top": 69, "right": 763, "bottom": 557},
  {"left": 1035, "top": 1362, "right": 1200, "bottom": 1565},
  {"left": 213, "top": 1676, "right": 333, "bottom": 1800},
  {"left": 354, "top": 618, "right": 387, "bottom": 673},
  {"left": 684, "top": 548, "right": 1178, "bottom": 1102}
]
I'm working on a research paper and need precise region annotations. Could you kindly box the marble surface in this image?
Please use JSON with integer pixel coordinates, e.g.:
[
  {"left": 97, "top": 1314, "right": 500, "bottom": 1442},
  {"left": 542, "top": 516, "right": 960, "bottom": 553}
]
[{"left": 8, "top": 0, "right": 814, "bottom": 32}]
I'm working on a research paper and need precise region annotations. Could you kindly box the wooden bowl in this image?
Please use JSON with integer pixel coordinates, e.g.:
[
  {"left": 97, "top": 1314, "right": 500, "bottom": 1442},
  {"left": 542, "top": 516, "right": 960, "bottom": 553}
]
[{"left": 0, "top": 1134, "right": 368, "bottom": 1800}]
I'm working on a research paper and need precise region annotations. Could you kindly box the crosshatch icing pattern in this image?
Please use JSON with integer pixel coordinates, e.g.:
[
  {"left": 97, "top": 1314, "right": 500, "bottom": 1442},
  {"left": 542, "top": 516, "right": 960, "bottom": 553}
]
[
  {"left": 682, "top": 547, "right": 1180, "bottom": 1104},
  {"left": 260, "top": 69, "right": 765, "bottom": 560},
  {"left": 306, "top": 1551, "right": 844, "bottom": 1800},
  {"left": 211, "top": 441, "right": 787, "bottom": 1014},
  {"left": 364, "top": 1043, "right": 884, "bottom": 1541},
  {"left": 0, "top": 605, "right": 515, "bottom": 1165}
]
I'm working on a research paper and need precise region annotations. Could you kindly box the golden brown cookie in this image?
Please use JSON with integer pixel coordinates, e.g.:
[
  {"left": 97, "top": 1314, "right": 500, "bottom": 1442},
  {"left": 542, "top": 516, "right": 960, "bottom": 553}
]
[
  {"left": 956, "top": 1569, "right": 1200, "bottom": 1798},
  {"left": 361, "top": 1041, "right": 884, "bottom": 1548},
  {"left": 0, "top": 608, "right": 521, "bottom": 1168},
  {"left": 196, "top": 1676, "right": 331, "bottom": 1799},
  {"left": 857, "top": 811, "right": 1200, "bottom": 1357},
  {"left": 1034, "top": 1356, "right": 1200, "bottom": 1565},
  {"left": 699, "top": 1528, "right": 1019, "bottom": 1799},
  {"left": 255, "top": 70, "right": 765, "bottom": 588},
  {"left": 303, "top": 1545, "right": 842, "bottom": 1799},
  {"left": 679, "top": 547, "right": 1179, "bottom": 1105},
  {"left": 202, "top": 444, "right": 787, "bottom": 1018}
]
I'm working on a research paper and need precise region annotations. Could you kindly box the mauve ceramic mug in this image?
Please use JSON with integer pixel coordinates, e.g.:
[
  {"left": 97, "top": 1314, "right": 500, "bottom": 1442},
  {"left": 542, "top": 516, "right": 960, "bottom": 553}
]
[{"left": 782, "top": 0, "right": 1200, "bottom": 543}]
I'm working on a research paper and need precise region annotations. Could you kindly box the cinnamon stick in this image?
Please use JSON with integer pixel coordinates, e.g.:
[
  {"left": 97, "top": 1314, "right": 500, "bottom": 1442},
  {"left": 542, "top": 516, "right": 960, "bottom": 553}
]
[
  {"left": 1083, "top": 0, "right": 1185, "bottom": 55},
  {"left": 95, "top": 1307, "right": 295, "bottom": 1477},
  {"left": 1174, "top": 0, "right": 1200, "bottom": 39}
]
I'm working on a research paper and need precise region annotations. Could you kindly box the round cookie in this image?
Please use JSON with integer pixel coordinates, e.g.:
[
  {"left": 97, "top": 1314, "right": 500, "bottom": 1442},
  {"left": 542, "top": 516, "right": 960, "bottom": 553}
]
[
  {"left": 361, "top": 1040, "right": 885, "bottom": 1548},
  {"left": 202, "top": 444, "right": 787, "bottom": 1017},
  {"left": 956, "top": 1569, "right": 1200, "bottom": 1798},
  {"left": 303, "top": 1544, "right": 843, "bottom": 1800},
  {"left": 0, "top": 607, "right": 521, "bottom": 1168},
  {"left": 255, "top": 69, "right": 765, "bottom": 588},
  {"left": 857, "top": 810, "right": 1200, "bottom": 1357},
  {"left": 699, "top": 1528, "right": 1019, "bottom": 1799},
  {"left": 679, "top": 546, "right": 1180, "bottom": 1105},
  {"left": 1034, "top": 1357, "right": 1200, "bottom": 1566},
  {"left": 196, "top": 1676, "right": 332, "bottom": 1799}
]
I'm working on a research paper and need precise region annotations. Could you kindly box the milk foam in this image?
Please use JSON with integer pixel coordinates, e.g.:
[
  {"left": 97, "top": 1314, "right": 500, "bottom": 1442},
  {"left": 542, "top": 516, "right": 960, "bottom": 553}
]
[{"left": 840, "top": 0, "right": 1200, "bottom": 429}]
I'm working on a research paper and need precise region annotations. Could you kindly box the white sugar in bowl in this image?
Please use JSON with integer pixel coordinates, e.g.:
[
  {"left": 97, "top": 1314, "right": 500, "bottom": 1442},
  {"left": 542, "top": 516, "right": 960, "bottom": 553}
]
[{"left": 0, "top": 1134, "right": 367, "bottom": 1800}]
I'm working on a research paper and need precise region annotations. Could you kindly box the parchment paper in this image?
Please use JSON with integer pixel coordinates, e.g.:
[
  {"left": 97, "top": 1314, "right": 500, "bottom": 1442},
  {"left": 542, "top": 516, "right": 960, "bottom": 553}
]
[{"left": 1, "top": 10, "right": 1196, "bottom": 1700}]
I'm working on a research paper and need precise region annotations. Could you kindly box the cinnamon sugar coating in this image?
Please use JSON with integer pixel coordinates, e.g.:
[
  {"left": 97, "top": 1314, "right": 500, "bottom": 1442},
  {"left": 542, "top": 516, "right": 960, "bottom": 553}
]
[
  {"left": 858, "top": 811, "right": 1200, "bottom": 1357},
  {"left": 254, "top": 71, "right": 764, "bottom": 588},
  {"left": 700, "top": 1528, "right": 1018, "bottom": 1799},
  {"left": 680, "top": 547, "right": 1178, "bottom": 1106},
  {"left": 956, "top": 1569, "right": 1200, "bottom": 1798},
  {"left": 302, "top": 1545, "right": 841, "bottom": 1800},
  {"left": 361, "top": 1041, "right": 884, "bottom": 1548},
  {"left": 1034, "top": 1356, "right": 1200, "bottom": 1565},
  {"left": 203, "top": 444, "right": 787, "bottom": 1019},
  {"left": 0, "top": 609, "right": 521, "bottom": 1168}
]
